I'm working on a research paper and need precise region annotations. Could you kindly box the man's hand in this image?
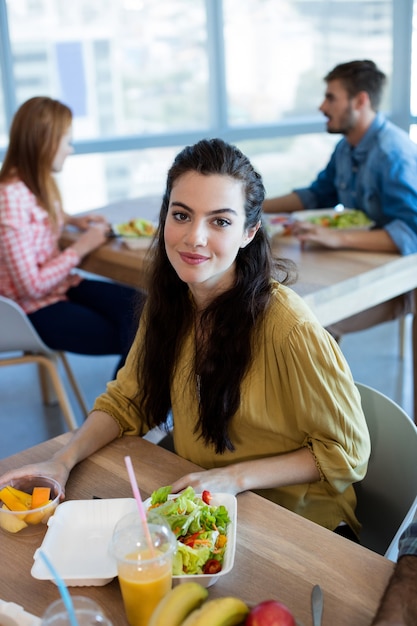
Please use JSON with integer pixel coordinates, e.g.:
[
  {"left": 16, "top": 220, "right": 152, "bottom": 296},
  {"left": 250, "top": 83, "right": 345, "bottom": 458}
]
[{"left": 291, "top": 220, "right": 344, "bottom": 249}]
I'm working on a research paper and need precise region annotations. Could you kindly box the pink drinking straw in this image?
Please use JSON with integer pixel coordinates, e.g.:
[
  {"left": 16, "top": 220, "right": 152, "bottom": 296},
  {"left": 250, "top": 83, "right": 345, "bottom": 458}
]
[{"left": 124, "top": 455, "right": 155, "bottom": 555}]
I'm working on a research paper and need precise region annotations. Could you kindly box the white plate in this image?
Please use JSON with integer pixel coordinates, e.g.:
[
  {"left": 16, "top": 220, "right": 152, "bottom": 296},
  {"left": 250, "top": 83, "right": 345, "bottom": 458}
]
[
  {"left": 144, "top": 492, "right": 237, "bottom": 588},
  {"left": 31, "top": 498, "right": 137, "bottom": 587},
  {"left": 264, "top": 208, "right": 372, "bottom": 237},
  {"left": 121, "top": 237, "right": 153, "bottom": 250}
]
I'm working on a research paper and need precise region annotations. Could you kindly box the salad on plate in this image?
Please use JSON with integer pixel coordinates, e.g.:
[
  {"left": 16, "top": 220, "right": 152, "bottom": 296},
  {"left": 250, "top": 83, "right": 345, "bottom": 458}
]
[
  {"left": 148, "top": 486, "right": 231, "bottom": 576},
  {"left": 301, "top": 208, "right": 372, "bottom": 229}
]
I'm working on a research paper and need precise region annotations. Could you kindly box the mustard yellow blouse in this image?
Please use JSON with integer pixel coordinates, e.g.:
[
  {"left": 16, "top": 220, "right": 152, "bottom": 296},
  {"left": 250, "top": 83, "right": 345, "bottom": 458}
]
[{"left": 93, "top": 281, "right": 370, "bottom": 535}]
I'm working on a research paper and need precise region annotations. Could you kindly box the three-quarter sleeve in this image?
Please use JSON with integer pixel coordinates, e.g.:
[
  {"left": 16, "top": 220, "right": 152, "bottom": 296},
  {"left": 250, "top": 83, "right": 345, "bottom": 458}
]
[{"left": 275, "top": 317, "right": 370, "bottom": 492}]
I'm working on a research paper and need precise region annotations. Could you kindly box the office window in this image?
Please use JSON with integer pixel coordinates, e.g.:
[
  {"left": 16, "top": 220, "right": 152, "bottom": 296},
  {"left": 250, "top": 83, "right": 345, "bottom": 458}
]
[
  {"left": 0, "top": 64, "right": 5, "bottom": 146},
  {"left": 6, "top": 0, "right": 209, "bottom": 140},
  {"left": 411, "top": 0, "right": 417, "bottom": 117},
  {"left": 239, "top": 134, "right": 339, "bottom": 198},
  {"left": 0, "top": 0, "right": 404, "bottom": 213},
  {"left": 59, "top": 147, "right": 179, "bottom": 214},
  {"left": 223, "top": 0, "right": 393, "bottom": 125}
]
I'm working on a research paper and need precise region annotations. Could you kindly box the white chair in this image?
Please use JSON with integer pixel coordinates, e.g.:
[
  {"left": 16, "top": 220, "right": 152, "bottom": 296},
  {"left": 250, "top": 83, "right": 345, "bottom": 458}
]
[
  {"left": 384, "top": 494, "right": 417, "bottom": 561},
  {"left": 0, "top": 295, "right": 88, "bottom": 430},
  {"left": 354, "top": 382, "right": 417, "bottom": 560}
]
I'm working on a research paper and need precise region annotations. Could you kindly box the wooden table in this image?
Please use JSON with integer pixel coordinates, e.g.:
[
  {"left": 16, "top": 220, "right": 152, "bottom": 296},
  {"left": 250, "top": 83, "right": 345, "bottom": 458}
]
[
  {"left": 61, "top": 198, "right": 417, "bottom": 417},
  {"left": 0, "top": 434, "right": 394, "bottom": 626}
]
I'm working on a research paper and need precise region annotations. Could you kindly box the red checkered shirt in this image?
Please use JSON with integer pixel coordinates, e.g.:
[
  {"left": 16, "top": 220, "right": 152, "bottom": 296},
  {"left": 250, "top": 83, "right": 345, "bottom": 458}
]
[{"left": 0, "top": 180, "right": 82, "bottom": 313}]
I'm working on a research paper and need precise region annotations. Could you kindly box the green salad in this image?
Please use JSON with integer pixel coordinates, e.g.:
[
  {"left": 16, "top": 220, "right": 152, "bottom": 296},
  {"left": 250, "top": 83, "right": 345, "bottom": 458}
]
[
  {"left": 148, "top": 486, "right": 230, "bottom": 576},
  {"left": 307, "top": 209, "right": 372, "bottom": 228}
]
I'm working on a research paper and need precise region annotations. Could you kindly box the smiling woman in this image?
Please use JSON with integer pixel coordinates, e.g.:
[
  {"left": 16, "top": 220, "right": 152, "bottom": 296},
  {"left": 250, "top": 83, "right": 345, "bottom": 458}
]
[
  {"left": 164, "top": 171, "right": 259, "bottom": 308},
  {"left": 0, "top": 138, "right": 371, "bottom": 543}
]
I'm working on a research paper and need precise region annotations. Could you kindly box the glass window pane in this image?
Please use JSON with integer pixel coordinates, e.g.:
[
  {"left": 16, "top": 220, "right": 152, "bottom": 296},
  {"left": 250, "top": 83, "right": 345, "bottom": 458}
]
[
  {"left": 6, "top": 0, "right": 209, "bottom": 139},
  {"left": 59, "top": 146, "right": 179, "bottom": 215},
  {"left": 0, "top": 64, "right": 6, "bottom": 149},
  {"left": 238, "top": 134, "right": 340, "bottom": 198},
  {"left": 59, "top": 136, "right": 341, "bottom": 215},
  {"left": 223, "top": 0, "right": 393, "bottom": 126},
  {"left": 412, "top": 0, "right": 417, "bottom": 116}
]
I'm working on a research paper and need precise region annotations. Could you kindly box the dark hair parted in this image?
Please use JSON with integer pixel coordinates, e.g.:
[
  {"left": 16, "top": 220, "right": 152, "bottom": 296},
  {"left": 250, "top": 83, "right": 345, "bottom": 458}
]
[
  {"left": 138, "top": 138, "right": 296, "bottom": 453},
  {"left": 325, "top": 60, "right": 386, "bottom": 111}
]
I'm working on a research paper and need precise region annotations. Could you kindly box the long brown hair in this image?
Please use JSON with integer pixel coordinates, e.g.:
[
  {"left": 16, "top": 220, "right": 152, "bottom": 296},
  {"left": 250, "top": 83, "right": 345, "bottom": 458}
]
[
  {"left": 0, "top": 96, "right": 72, "bottom": 223},
  {"left": 138, "top": 138, "right": 296, "bottom": 454}
]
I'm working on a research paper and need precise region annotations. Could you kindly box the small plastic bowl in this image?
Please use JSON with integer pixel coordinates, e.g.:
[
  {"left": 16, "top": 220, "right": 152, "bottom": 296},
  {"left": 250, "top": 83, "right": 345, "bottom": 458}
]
[{"left": 0, "top": 475, "right": 62, "bottom": 536}]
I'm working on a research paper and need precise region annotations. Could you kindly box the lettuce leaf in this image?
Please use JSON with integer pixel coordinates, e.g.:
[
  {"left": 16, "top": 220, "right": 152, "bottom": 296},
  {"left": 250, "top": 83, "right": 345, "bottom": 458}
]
[
  {"left": 148, "top": 485, "right": 230, "bottom": 575},
  {"left": 173, "top": 543, "right": 211, "bottom": 575}
]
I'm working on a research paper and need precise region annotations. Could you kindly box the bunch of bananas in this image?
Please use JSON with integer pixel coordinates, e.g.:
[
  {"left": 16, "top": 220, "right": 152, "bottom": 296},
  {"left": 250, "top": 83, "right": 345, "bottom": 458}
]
[{"left": 149, "top": 581, "right": 249, "bottom": 626}]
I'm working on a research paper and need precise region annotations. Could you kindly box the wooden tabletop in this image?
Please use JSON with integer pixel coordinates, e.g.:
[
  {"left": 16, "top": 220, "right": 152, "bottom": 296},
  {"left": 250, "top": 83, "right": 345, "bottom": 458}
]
[{"left": 0, "top": 434, "right": 393, "bottom": 626}]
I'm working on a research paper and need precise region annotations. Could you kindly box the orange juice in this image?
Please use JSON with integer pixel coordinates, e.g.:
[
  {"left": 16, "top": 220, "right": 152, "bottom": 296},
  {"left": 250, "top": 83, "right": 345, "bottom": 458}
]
[{"left": 117, "top": 549, "right": 172, "bottom": 626}]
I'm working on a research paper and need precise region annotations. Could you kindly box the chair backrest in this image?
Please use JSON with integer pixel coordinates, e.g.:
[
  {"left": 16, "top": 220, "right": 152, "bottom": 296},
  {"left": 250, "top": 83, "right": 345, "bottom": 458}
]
[
  {"left": 0, "top": 295, "right": 54, "bottom": 355},
  {"left": 354, "top": 382, "right": 417, "bottom": 559},
  {"left": 384, "top": 494, "right": 417, "bottom": 561}
]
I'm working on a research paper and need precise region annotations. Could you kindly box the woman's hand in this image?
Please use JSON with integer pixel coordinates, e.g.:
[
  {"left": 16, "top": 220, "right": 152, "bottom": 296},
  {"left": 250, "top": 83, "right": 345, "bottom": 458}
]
[
  {"left": 71, "top": 222, "right": 109, "bottom": 258},
  {"left": 66, "top": 213, "right": 109, "bottom": 231},
  {"left": 170, "top": 448, "right": 320, "bottom": 496},
  {"left": 170, "top": 467, "right": 241, "bottom": 496},
  {"left": 0, "top": 461, "right": 71, "bottom": 500}
]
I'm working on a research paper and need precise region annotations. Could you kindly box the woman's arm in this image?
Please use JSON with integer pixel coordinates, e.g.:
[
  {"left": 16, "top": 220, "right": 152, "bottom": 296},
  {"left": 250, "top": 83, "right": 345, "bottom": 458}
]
[
  {"left": 0, "top": 185, "right": 108, "bottom": 298},
  {"left": 65, "top": 213, "right": 109, "bottom": 230},
  {"left": 0, "top": 411, "right": 120, "bottom": 497},
  {"left": 170, "top": 446, "right": 320, "bottom": 495}
]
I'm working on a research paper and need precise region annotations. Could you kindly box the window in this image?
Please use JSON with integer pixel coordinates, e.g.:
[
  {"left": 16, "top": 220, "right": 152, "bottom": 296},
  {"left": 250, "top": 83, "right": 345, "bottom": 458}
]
[
  {"left": 0, "top": 0, "right": 411, "bottom": 213},
  {"left": 223, "top": 0, "right": 392, "bottom": 125},
  {"left": 5, "top": 0, "right": 209, "bottom": 140}
]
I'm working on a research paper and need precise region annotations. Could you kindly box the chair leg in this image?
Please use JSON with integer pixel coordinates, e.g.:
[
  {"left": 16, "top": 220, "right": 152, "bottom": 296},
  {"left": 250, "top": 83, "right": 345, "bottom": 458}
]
[
  {"left": 0, "top": 354, "right": 78, "bottom": 430},
  {"left": 59, "top": 353, "right": 89, "bottom": 418},
  {"left": 34, "top": 356, "right": 79, "bottom": 431},
  {"left": 37, "top": 363, "right": 58, "bottom": 405}
]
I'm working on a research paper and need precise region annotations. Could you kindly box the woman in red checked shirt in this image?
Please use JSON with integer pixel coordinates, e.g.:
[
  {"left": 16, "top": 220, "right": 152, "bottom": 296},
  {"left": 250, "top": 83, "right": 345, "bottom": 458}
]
[{"left": 0, "top": 96, "right": 144, "bottom": 377}]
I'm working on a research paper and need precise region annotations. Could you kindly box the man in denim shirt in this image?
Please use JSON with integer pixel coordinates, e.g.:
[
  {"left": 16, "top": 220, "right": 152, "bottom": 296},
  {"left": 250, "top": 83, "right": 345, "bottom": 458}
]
[
  {"left": 263, "top": 60, "right": 417, "bottom": 333},
  {"left": 371, "top": 516, "right": 417, "bottom": 625}
]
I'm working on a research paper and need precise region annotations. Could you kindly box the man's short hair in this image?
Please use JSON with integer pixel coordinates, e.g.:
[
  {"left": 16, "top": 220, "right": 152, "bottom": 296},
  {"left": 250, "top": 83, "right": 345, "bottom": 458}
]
[{"left": 324, "top": 60, "right": 386, "bottom": 111}]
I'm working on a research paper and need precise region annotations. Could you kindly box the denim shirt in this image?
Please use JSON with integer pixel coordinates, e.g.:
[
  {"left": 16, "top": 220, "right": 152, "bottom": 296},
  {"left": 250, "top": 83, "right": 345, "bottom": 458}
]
[
  {"left": 294, "top": 113, "right": 417, "bottom": 255},
  {"left": 398, "top": 521, "right": 417, "bottom": 558}
]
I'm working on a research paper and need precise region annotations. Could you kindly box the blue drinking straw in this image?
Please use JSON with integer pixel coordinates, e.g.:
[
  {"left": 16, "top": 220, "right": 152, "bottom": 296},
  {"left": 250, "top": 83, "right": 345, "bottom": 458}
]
[{"left": 38, "top": 549, "right": 79, "bottom": 626}]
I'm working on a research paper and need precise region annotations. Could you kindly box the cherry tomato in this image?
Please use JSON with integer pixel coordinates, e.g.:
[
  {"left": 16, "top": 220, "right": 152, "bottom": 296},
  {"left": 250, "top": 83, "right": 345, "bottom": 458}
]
[
  {"left": 203, "top": 558, "right": 222, "bottom": 575},
  {"left": 202, "top": 490, "right": 212, "bottom": 504}
]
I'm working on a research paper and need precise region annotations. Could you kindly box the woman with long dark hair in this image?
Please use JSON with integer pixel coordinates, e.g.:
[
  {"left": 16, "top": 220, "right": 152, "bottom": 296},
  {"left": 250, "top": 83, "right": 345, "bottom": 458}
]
[{"left": 0, "top": 138, "right": 370, "bottom": 538}]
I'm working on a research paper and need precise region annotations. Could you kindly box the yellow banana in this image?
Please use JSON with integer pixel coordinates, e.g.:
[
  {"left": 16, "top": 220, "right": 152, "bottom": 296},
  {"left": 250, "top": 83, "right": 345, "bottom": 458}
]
[
  {"left": 180, "top": 596, "right": 249, "bottom": 626},
  {"left": 148, "top": 581, "right": 209, "bottom": 626}
]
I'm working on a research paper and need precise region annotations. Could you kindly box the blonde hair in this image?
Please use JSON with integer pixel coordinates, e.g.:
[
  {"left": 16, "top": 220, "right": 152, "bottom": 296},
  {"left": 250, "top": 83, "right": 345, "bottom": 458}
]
[{"left": 0, "top": 96, "right": 72, "bottom": 224}]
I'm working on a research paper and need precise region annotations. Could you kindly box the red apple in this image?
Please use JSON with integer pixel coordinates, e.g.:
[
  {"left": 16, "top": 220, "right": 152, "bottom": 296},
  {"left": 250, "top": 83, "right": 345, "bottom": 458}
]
[{"left": 245, "top": 600, "right": 296, "bottom": 626}]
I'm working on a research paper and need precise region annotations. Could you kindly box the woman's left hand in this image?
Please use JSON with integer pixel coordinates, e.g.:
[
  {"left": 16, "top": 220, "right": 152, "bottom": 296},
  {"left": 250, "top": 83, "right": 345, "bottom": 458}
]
[
  {"left": 170, "top": 467, "right": 241, "bottom": 496},
  {"left": 66, "top": 213, "right": 110, "bottom": 231}
]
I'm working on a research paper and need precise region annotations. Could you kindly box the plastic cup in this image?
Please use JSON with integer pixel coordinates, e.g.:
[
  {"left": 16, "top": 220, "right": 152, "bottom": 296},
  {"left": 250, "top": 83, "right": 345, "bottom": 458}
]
[
  {"left": 110, "top": 512, "right": 177, "bottom": 626},
  {"left": 40, "top": 596, "right": 113, "bottom": 626}
]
